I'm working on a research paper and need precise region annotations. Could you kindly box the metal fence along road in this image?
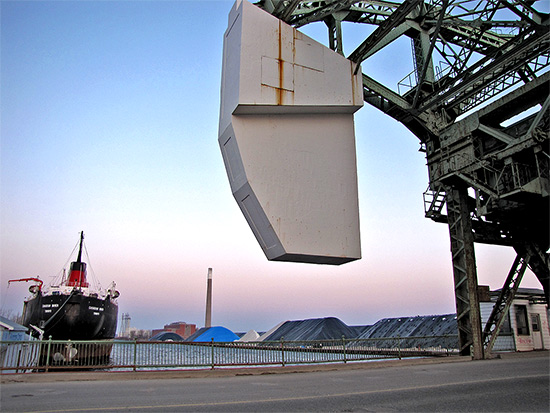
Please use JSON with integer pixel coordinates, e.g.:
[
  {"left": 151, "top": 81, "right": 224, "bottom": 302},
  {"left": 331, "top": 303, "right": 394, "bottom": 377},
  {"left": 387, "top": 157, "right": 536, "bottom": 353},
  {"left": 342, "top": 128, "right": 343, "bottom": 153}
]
[{"left": 1, "top": 335, "right": 458, "bottom": 373}]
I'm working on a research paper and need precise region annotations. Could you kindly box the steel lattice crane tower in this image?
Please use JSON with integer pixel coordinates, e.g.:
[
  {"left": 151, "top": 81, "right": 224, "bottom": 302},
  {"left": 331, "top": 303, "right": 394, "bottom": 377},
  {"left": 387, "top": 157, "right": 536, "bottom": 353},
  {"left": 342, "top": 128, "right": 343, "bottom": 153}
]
[{"left": 254, "top": 0, "right": 549, "bottom": 359}]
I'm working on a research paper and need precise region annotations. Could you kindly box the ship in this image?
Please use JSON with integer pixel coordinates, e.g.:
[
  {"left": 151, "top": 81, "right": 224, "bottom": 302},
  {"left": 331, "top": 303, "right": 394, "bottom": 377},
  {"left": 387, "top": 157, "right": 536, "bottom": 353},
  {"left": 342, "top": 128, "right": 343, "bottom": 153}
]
[{"left": 9, "top": 231, "right": 120, "bottom": 367}]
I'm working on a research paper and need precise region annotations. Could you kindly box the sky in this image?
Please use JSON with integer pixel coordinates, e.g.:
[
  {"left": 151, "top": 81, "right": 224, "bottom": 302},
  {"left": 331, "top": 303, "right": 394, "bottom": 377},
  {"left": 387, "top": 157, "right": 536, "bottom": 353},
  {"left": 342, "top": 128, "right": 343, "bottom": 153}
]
[{"left": 1, "top": 0, "right": 544, "bottom": 333}]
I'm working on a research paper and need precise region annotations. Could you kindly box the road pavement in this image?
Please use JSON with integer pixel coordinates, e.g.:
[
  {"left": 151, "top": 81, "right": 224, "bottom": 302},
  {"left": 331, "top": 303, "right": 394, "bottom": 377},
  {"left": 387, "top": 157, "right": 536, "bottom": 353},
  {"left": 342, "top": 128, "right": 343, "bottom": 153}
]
[{"left": 1, "top": 351, "right": 548, "bottom": 412}]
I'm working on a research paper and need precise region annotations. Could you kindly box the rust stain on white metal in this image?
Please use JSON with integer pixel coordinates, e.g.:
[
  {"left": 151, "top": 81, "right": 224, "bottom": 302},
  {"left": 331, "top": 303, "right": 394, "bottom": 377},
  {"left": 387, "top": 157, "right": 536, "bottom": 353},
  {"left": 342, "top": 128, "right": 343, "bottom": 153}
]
[{"left": 218, "top": 0, "right": 364, "bottom": 264}]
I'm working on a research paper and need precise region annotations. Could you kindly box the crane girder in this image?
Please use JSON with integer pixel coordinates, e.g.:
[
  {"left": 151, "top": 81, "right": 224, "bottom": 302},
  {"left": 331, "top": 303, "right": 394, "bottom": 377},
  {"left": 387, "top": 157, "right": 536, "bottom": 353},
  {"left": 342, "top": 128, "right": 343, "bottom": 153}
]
[
  {"left": 418, "top": 28, "right": 550, "bottom": 117},
  {"left": 348, "top": 0, "right": 423, "bottom": 65}
]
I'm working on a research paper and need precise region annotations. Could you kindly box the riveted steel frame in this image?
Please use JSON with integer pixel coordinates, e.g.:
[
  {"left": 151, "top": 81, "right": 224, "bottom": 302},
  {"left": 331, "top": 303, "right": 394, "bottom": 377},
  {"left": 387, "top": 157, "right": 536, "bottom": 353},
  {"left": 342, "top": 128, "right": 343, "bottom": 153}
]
[
  {"left": 483, "top": 254, "right": 529, "bottom": 356},
  {"left": 445, "top": 186, "right": 484, "bottom": 359}
]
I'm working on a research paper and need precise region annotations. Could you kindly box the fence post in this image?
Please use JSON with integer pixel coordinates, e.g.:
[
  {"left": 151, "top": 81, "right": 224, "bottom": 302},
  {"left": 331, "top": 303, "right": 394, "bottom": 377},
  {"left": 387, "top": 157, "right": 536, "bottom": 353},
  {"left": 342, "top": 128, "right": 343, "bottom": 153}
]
[
  {"left": 281, "top": 337, "right": 285, "bottom": 367},
  {"left": 45, "top": 336, "right": 52, "bottom": 372},
  {"left": 397, "top": 335, "right": 402, "bottom": 360},
  {"left": 211, "top": 338, "right": 215, "bottom": 370},
  {"left": 133, "top": 339, "right": 137, "bottom": 372},
  {"left": 342, "top": 335, "right": 347, "bottom": 364},
  {"left": 16, "top": 345, "right": 23, "bottom": 374}
]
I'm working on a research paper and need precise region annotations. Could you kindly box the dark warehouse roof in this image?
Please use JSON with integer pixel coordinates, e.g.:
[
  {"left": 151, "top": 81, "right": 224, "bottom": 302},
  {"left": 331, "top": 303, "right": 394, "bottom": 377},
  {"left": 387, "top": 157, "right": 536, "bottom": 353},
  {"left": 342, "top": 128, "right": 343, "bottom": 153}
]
[
  {"left": 356, "top": 314, "right": 459, "bottom": 349},
  {"left": 261, "top": 317, "right": 356, "bottom": 341},
  {"left": 149, "top": 331, "right": 184, "bottom": 342}
]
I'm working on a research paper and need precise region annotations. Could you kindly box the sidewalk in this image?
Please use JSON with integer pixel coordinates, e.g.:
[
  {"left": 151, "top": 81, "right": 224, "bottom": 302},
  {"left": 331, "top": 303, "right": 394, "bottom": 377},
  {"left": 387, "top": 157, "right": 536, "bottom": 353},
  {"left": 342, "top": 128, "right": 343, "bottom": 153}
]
[{"left": 3, "top": 351, "right": 547, "bottom": 384}]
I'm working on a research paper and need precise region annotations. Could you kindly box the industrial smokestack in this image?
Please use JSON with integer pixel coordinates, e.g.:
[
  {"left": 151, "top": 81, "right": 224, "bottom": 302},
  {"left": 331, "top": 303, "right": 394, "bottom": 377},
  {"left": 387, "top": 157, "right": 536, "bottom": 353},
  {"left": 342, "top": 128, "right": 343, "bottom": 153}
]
[{"left": 205, "top": 268, "right": 212, "bottom": 328}]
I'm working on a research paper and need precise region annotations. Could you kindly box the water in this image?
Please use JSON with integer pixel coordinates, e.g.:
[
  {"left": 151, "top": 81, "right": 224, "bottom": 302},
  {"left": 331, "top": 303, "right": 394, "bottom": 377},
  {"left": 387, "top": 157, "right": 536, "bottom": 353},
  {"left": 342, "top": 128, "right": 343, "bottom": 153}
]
[
  {"left": 1, "top": 338, "right": 457, "bottom": 373},
  {"left": 107, "top": 341, "right": 403, "bottom": 371}
]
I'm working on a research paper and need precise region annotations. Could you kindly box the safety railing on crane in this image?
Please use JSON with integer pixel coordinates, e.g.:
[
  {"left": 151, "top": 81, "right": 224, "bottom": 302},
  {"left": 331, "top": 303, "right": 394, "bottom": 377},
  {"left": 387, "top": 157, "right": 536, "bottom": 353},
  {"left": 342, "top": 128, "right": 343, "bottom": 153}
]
[{"left": 424, "top": 186, "right": 447, "bottom": 220}]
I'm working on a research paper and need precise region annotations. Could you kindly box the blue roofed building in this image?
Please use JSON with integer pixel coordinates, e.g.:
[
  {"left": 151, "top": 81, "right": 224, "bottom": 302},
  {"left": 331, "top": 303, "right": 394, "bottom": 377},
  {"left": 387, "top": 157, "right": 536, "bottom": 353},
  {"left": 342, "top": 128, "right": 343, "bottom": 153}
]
[
  {"left": 185, "top": 326, "right": 239, "bottom": 342},
  {"left": 1, "top": 316, "right": 35, "bottom": 373},
  {"left": 0, "top": 316, "right": 29, "bottom": 341}
]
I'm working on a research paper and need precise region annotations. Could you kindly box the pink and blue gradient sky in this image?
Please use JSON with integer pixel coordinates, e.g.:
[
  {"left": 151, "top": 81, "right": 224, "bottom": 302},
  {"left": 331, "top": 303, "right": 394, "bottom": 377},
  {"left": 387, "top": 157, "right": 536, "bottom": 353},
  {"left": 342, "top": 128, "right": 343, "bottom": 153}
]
[{"left": 1, "top": 0, "right": 544, "bottom": 332}]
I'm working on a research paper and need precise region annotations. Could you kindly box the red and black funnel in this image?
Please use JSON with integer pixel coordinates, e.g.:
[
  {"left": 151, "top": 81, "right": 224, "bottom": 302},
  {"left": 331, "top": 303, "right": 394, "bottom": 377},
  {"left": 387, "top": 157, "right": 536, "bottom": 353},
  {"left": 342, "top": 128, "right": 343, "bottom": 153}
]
[{"left": 66, "top": 231, "right": 89, "bottom": 288}]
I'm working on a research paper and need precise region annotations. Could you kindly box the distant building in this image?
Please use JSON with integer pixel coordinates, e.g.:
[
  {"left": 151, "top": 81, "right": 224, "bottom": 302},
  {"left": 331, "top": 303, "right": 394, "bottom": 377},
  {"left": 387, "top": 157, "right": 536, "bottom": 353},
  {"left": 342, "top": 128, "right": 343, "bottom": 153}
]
[
  {"left": 354, "top": 313, "right": 458, "bottom": 349},
  {"left": 150, "top": 331, "right": 186, "bottom": 341},
  {"left": 0, "top": 315, "right": 29, "bottom": 341},
  {"left": 152, "top": 322, "right": 196, "bottom": 340},
  {"left": 185, "top": 326, "right": 239, "bottom": 342},
  {"left": 0, "top": 316, "right": 34, "bottom": 373},
  {"left": 237, "top": 330, "right": 260, "bottom": 342},
  {"left": 259, "top": 317, "right": 356, "bottom": 341},
  {"left": 127, "top": 327, "right": 152, "bottom": 340},
  {"left": 118, "top": 313, "right": 131, "bottom": 338},
  {"left": 480, "top": 286, "right": 549, "bottom": 352}
]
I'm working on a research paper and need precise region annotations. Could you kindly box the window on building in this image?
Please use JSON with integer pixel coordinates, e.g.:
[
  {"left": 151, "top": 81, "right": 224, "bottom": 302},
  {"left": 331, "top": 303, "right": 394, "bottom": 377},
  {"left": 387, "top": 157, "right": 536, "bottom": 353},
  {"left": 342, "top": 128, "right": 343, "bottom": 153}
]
[
  {"left": 531, "top": 314, "right": 540, "bottom": 332},
  {"left": 499, "top": 311, "right": 512, "bottom": 335},
  {"left": 515, "top": 305, "right": 530, "bottom": 335}
]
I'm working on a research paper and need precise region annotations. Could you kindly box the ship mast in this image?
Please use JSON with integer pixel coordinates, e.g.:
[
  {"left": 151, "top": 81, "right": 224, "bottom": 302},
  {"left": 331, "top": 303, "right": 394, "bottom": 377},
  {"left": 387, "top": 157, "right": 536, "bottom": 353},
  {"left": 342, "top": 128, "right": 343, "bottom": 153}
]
[{"left": 76, "top": 231, "right": 84, "bottom": 263}]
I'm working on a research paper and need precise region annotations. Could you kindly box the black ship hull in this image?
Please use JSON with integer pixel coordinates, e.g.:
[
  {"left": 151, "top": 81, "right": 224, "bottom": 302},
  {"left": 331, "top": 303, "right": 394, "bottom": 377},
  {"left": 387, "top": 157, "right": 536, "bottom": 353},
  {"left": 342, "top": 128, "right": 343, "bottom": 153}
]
[
  {"left": 22, "top": 291, "right": 118, "bottom": 368},
  {"left": 22, "top": 291, "right": 118, "bottom": 341}
]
